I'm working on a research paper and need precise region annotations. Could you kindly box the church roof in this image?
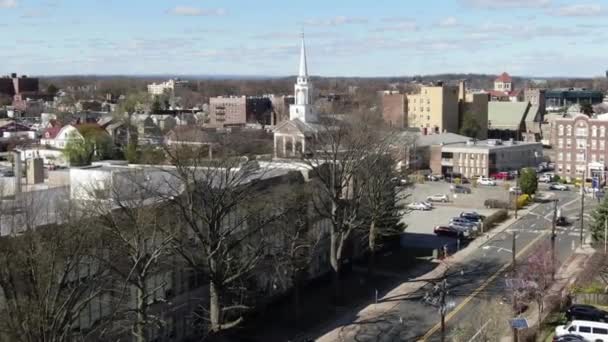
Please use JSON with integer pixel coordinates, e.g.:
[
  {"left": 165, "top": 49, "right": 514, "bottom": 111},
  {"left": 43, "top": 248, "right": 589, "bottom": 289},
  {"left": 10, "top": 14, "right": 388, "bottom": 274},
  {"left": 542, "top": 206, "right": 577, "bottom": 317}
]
[{"left": 274, "top": 118, "right": 322, "bottom": 136}]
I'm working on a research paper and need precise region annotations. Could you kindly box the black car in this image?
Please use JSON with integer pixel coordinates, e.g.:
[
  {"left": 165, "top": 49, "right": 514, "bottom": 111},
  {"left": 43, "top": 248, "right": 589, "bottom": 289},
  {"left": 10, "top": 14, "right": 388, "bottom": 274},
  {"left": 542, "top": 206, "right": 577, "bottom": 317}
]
[
  {"left": 460, "top": 212, "right": 485, "bottom": 222},
  {"left": 433, "top": 225, "right": 468, "bottom": 239},
  {"left": 566, "top": 304, "right": 608, "bottom": 322},
  {"left": 553, "top": 334, "right": 585, "bottom": 342}
]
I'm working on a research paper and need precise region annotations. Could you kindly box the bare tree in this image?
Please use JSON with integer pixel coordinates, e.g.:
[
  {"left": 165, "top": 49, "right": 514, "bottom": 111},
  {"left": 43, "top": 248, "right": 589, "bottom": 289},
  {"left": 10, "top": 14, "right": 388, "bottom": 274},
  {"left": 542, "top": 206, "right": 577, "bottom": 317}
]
[
  {"left": 359, "top": 144, "right": 408, "bottom": 278},
  {"left": 0, "top": 192, "right": 108, "bottom": 342},
  {"left": 301, "top": 115, "right": 378, "bottom": 300},
  {"left": 84, "top": 173, "right": 177, "bottom": 342},
  {"left": 160, "top": 147, "right": 284, "bottom": 335}
]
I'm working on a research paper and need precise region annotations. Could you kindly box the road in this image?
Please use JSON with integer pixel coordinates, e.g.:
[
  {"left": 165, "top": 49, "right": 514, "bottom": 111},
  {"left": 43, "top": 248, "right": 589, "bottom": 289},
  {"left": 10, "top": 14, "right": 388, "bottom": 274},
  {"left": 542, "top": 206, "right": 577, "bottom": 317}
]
[{"left": 314, "top": 187, "right": 597, "bottom": 341}]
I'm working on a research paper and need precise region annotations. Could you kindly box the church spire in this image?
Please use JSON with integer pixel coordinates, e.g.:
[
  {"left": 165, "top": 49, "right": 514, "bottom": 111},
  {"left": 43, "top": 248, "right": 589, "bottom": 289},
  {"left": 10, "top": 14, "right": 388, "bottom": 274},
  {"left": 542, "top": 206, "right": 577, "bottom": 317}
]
[{"left": 298, "top": 33, "right": 308, "bottom": 78}]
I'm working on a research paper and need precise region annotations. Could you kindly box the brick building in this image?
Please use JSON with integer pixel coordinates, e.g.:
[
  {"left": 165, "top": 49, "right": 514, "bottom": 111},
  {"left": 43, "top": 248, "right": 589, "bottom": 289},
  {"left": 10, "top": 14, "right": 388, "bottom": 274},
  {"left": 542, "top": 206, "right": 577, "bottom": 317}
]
[
  {"left": 208, "top": 96, "right": 272, "bottom": 127},
  {"left": 381, "top": 93, "right": 407, "bottom": 129},
  {"left": 430, "top": 139, "right": 543, "bottom": 178},
  {"left": 552, "top": 113, "right": 608, "bottom": 179}
]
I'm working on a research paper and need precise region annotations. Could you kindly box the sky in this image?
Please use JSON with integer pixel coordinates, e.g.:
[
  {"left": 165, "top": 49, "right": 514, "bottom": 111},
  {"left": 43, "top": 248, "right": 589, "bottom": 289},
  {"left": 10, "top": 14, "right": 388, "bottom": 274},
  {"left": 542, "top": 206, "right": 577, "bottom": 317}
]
[{"left": 0, "top": 0, "right": 607, "bottom": 77}]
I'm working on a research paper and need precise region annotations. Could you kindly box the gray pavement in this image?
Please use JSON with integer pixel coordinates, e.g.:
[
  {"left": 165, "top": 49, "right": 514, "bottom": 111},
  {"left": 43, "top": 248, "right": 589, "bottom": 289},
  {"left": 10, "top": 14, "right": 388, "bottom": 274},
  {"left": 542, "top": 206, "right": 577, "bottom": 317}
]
[{"left": 314, "top": 187, "right": 591, "bottom": 342}]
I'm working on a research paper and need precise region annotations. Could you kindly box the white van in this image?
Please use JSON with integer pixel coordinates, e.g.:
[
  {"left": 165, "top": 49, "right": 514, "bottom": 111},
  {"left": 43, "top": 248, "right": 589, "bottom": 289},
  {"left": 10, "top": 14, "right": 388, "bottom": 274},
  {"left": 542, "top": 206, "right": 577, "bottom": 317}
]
[{"left": 556, "top": 320, "right": 608, "bottom": 341}]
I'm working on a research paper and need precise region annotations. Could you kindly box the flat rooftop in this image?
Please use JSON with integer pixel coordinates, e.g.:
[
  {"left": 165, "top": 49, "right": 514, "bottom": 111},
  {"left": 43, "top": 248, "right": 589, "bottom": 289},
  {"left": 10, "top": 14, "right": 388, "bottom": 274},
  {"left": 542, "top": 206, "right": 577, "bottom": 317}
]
[{"left": 442, "top": 140, "right": 542, "bottom": 151}]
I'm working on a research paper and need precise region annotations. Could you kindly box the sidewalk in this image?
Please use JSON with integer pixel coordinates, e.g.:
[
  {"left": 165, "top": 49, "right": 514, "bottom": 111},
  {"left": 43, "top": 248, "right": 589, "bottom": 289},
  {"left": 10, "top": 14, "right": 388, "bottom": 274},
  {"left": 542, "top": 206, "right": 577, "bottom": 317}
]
[{"left": 315, "top": 204, "right": 542, "bottom": 342}]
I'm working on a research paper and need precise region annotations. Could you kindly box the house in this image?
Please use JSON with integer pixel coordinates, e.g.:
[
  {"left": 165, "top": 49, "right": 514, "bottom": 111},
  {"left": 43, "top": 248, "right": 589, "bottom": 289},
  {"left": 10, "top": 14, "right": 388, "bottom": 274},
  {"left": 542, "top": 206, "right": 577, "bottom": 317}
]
[{"left": 41, "top": 124, "right": 108, "bottom": 150}]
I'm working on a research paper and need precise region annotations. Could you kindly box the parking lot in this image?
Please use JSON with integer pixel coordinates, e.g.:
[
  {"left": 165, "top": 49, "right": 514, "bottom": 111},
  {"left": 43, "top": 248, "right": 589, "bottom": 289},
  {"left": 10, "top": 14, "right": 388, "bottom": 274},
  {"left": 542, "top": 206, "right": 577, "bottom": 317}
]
[{"left": 398, "top": 181, "right": 506, "bottom": 250}]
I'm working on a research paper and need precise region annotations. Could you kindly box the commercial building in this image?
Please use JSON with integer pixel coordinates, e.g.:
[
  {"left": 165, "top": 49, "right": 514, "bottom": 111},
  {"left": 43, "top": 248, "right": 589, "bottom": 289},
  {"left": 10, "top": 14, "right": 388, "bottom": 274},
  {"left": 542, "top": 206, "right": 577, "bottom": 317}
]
[
  {"left": 381, "top": 92, "right": 407, "bottom": 129},
  {"left": 407, "top": 82, "right": 460, "bottom": 135},
  {"left": 546, "top": 88, "right": 604, "bottom": 109},
  {"left": 430, "top": 139, "right": 543, "bottom": 178},
  {"left": 147, "top": 78, "right": 188, "bottom": 96},
  {"left": 551, "top": 113, "right": 608, "bottom": 179},
  {"left": 487, "top": 102, "right": 541, "bottom": 140},
  {"left": 208, "top": 96, "right": 273, "bottom": 127}
]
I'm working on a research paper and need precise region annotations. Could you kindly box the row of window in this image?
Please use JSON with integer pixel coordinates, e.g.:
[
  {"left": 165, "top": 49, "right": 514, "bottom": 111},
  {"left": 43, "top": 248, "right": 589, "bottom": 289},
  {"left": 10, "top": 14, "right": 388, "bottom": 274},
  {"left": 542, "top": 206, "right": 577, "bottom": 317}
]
[
  {"left": 558, "top": 152, "right": 606, "bottom": 163},
  {"left": 558, "top": 139, "right": 606, "bottom": 150},
  {"left": 558, "top": 124, "right": 607, "bottom": 138},
  {"left": 411, "top": 98, "right": 431, "bottom": 105},
  {"left": 557, "top": 164, "right": 587, "bottom": 175}
]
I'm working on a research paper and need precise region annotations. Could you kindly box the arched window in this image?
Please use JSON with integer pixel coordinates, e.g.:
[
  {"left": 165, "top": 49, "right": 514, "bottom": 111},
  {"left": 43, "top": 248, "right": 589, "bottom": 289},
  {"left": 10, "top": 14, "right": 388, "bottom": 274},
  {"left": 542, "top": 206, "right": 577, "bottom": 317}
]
[
  {"left": 566, "top": 125, "right": 572, "bottom": 136},
  {"left": 601, "top": 126, "right": 606, "bottom": 138},
  {"left": 558, "top": 125, "right": 564, "bottom": 136},
  {"left": 592, "top": 125, "right": 597, "bottom": 137}
]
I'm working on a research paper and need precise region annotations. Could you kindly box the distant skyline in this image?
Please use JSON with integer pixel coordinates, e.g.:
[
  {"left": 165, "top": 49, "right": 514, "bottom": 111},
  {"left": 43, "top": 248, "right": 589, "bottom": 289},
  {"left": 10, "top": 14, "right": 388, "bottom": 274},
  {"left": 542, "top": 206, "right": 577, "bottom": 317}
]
[{"left": 0, "top": 0, "right": 607, "bottom": 77}]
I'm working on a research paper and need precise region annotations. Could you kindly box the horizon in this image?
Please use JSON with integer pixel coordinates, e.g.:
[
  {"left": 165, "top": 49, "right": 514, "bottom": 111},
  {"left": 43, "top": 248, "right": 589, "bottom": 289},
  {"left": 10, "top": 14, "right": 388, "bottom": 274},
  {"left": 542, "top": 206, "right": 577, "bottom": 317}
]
[{"left": 1, "top": 0, "right": 607, "bottom": 77}]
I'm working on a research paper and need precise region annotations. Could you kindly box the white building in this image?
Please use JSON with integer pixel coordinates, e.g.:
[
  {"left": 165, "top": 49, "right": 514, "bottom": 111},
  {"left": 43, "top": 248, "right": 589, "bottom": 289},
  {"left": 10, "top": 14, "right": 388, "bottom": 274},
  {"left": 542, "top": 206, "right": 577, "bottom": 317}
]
[{"left": 147, "top": 79, "right": 188, "bottom": 96}]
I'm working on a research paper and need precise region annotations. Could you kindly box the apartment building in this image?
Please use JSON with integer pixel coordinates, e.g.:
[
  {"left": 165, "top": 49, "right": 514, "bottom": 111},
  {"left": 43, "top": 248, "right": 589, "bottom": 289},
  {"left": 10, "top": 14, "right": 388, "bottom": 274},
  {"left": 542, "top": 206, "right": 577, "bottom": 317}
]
[
  {"left": 208, "top": 96, "right": 272, "bottom": 127},
  {"left": 381, "top": 92, "right": 407, "bottom": 129},
  {"left": 552, "top": 113, "right": 608, "bottom": 179},
  {"left": 430, "top": 139, "right": 543, "bottom": 178},
  {"left": 459, "top": 81, "right": 489, "bottom": 140},
  {"left": 147, "top": 78, "right": 188, "bottom": 96},
  {"left": 407, "top": 82, "right": 460, "bottom": 135}
]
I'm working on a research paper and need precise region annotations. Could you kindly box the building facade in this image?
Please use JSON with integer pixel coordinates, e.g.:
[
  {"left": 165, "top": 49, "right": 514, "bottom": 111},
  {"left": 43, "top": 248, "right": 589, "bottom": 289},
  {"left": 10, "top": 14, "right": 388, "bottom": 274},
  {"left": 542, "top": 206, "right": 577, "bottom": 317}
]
[
  {"left": 381, "top": 93, "right": 407, "bottom": 129},
  {"left": 552, "top": 114, "right": 608, "bottom": 179},
  {"left": 494, "top": 72, "right": 512, "bottom": 92},
  {"left": 546, "top": 88, "right": 604, "bottom": 109},
  {"left": 208, "top": 96, "right": 273, "bottom": 127},
  {"left": 147, "top": 79, "right": 187, "bottom": 96},
  {"left": 407, "top": 83, "right": 460, "bottom": 135},
  {"left": 430, "top": 139, "right": 543, "bottom": 178}
]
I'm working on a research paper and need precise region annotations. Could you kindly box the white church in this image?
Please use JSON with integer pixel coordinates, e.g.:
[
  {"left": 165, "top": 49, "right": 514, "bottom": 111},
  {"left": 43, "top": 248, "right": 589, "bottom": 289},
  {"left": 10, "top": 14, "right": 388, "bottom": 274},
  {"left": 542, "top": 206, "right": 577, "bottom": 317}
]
[{"left": 273, "top": 35, "right": 324, "bottom": 158}]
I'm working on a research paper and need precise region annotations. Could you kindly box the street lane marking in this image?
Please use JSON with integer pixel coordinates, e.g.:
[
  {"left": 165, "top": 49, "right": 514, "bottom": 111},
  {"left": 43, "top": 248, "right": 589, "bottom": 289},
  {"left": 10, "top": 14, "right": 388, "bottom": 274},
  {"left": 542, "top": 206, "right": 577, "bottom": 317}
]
[{"left": 418, "top": 231, "right": 548, "bottom": 341}]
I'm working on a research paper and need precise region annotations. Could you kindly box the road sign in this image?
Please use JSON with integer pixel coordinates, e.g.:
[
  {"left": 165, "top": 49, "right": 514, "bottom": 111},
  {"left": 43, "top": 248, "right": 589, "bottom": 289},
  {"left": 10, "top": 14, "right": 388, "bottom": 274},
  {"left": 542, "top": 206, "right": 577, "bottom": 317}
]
[{"left": 510, "top": 318, "right": 529, "bottom": 330}]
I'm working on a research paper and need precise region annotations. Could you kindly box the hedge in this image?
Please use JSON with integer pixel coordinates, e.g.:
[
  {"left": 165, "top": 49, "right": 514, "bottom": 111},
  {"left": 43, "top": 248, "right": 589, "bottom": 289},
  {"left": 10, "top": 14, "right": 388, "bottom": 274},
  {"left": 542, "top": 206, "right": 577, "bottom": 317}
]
[{"left": 483, "top": 209, "right": 508, "bottom": 232}]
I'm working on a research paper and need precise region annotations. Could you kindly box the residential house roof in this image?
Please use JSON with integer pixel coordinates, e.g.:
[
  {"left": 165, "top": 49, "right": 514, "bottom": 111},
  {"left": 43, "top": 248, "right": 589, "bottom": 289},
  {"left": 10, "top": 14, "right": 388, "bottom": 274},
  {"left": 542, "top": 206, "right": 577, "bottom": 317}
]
[
  {"left": 488, "top": 102, "right": 531, "bottom": 130},
  {"left": 43, "top": 126, "right": 62, "bottom": 139}
]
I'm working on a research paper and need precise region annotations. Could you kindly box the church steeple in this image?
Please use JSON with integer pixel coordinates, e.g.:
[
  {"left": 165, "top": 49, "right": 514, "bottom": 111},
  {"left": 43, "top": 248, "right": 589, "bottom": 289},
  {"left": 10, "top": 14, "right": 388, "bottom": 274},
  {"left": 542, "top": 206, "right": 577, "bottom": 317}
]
[
  {"left": 289, "top": 33, "right": 316, "bottom": 123},
  {"left": 298, "top": 34, "right": 308, "bottom": 79}
]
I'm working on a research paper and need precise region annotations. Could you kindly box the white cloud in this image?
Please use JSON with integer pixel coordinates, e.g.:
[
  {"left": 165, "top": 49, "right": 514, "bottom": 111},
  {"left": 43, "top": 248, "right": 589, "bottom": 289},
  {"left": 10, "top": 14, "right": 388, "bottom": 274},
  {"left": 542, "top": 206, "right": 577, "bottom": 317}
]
[
  {"left": 0, "top": 0, "right": 17, "bottom": 9},
  {"left": 438, "top": 16, "right": 459, "bottom": 28},
  {"left": 168, "top": 6, "right": 226, "bottom": 17},
  {"left": 373, "top": 18, "right": 418, "bottom": 32},
  {"left": 301, "top": 16, "right": 367, "bottom": 26},
  {"left": 552, "top": 3, "right": 607, "bottom": 17},
  {"left": 462, "top": 0, "right": 551, "bottom": 9}
]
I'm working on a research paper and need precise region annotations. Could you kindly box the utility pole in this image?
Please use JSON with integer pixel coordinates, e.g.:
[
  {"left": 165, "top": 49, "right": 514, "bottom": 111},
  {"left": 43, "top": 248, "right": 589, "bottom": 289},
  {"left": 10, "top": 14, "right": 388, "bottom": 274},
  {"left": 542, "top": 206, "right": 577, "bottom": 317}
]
[
  {"left": 604, "top": 217, "right": 607, "bottom": 254},
  {"left": 439, "top": 275, "right": 448, "bottom": 342},
  {"left": 551, "top": 199, "right": 558, "bottom": 281}
]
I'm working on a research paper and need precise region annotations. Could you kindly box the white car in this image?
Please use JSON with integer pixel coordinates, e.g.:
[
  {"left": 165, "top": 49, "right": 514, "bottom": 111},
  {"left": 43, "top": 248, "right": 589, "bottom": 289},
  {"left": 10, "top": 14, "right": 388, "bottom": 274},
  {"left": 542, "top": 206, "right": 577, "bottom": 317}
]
[
  {"left": 408, "top": 202, "right": 431, "bottom": 211},
  {"left": 426, "top": 194, "right": 449, "bottom": 203},
  {"left": 538, "top": 174, "right": 551, "bottom": 183},
  {"left": 478, "top": 177, "right": 496, "bottom": 186},
  {"left": 421, "top": 201, "right": 434, "bottom": 209},
  {"left": 509, "top": 186, "right": 521, "bottom": 193},
  {"left": 549, "top": 183, "right": 569, "bottom": 191}
]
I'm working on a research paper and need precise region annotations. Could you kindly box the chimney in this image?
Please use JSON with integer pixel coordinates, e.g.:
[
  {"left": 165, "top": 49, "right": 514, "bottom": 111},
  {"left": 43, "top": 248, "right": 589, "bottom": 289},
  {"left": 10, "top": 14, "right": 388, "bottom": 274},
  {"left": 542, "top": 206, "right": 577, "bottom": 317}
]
[{"left": 10, "top": 73, "right": 16, "bottom": 78}]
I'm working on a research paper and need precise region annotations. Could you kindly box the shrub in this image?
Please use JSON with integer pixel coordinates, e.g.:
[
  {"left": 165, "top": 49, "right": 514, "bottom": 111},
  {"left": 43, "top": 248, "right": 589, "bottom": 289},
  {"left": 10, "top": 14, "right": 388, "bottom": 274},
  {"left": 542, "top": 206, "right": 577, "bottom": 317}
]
[
  {"left": 484, "top": 199, "right": 513, "bottom": 209},
  {"left": 517, "top": 194, "right": 530, "bottom": 209},
  {"left": 454, "top": 178, "right": 461, "bottom": 185},
  {"left": 483, "top": 209, "right": 508, "bottom": 231}
]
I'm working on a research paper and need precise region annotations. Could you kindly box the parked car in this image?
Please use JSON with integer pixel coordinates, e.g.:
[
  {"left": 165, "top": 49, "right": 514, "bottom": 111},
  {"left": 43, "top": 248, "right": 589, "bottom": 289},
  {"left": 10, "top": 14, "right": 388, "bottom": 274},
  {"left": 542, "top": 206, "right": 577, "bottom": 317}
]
[
  {"left": 460, "top": 212, "right": 485, "bottom": 222},
  {"left": 391, "top": 177, "right": 408, "bottom": 186},
  {"left": 566, "top": 304, "right": 608, "bottom": 322},
  {"left": 478, "top": 177, "right": 497, "bottom": 186},
  {"left": 451, "top": 185, "right": 472, "bottom": 194},
  {"left": 427, "top": 174, "right": 443, "bottom": 181},
  {"left": 509, "top": 186, "right": 521, "bottom": 193},
  {"left": 539, "top": 174, "right": 552, "bottom": 183},
  {"left": 449, "top": 217, "right": 479, "bottom": 229},
  {"left": 491, "top": 171, "right": 512, "bottom": 181},
  {"left": 552, "top": 334, "right": 585, "bottom": 342},
  {"left": 449, "top": 222, "right": 477, "bottom": 234},
  {"left": 421, "top": 201, "right": 434, "bottom": 209},
  {"left": 434, "top": 225, "right": 470, "bottom": 239},
  {"left": 550, "top": 183, "right": 569, "bottom": 191},
  {"left": 427, "top": 194, "right": 449, "bottom": 203},
  {"left": 1, "top": 170, "right": 14, "bottom": 177},
  {"left": 408, "top": 202, "right": 431, "bottom": 211},
  {"left": 556, "top": 320, "right": 608, "bottom": 341}
]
